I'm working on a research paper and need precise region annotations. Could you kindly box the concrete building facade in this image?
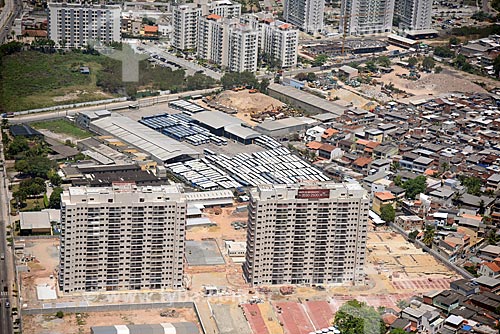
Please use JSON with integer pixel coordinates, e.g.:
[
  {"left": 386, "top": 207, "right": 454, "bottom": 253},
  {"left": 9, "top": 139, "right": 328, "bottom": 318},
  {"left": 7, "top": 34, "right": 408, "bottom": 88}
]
[
  {"left": 260, "top": 20, "right": 298, "bottom": 68},
  {"left": 243, "top": 182, "right": 369, "bottom": 286},
  {"left": 59, "top": 184, "right": 186, "bottom": 293},
  {"left": 172, "top": 3, "right": 202, "bottom": 50},
  {"left": 283, "top": 0, "right": 325, "bottom": 33},
  {"left": 340, "top": 0, "right": 395, "bottom": 35},
  {"left": 198, "top": 15, "right": 259, "bottom": 72},
  {"left": 48, "top": 3, "right": 121, "bottom": 48},
  {"left": 394, "top": 0, "right": 432, "bottom": 31}
]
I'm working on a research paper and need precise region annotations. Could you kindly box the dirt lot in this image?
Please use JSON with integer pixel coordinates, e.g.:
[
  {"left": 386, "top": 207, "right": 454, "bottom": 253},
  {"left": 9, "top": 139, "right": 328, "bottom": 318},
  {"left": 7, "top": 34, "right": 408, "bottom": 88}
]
[
  {"left": 377, "top": 65, "right": 488, "bottom": 96},
  {"left": 367, "top": 230, "right": 455, "bottom": 278},
  {"left": 21, "top": 238, "right": 60, "bottom": 305},
  {"left": 23, "top": 308, "right": 200, "bottom": 334},
  {"left": 211, "top": 90, "right": 284, "bottom": 125}
]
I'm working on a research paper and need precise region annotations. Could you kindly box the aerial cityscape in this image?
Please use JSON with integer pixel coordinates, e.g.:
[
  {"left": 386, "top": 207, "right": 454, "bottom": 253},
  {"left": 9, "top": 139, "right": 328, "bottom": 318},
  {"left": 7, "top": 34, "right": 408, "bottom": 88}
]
[{"left": 0, "top": 0, "right": 499, "bottom": 333}]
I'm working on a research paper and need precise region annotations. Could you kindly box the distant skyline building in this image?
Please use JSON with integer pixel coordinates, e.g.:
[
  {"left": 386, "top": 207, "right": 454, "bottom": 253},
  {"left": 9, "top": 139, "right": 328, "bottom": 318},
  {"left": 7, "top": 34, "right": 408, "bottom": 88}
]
[
  {"left": 47, "top": 3, "right": 121, "bottom": 48},
  {"left": 283, "top": 0, "right": 325, "bottom": 34},
  {"left": 59, "top": 184, "right": 186, "bottom": 293},
  {"left": 394, "top": 0, "right": 432, "bottom": 31},
  {"left": 243, "top": 182, "right": 369, "bottom": 286},
  {"left": 340, "top": 0, "right": 395, "bottom": 35}
]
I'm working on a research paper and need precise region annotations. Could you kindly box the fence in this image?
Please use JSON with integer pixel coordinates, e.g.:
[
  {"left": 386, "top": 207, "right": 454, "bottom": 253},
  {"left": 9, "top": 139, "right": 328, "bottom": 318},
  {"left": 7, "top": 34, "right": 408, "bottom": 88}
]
[{"left": 389, "top": 222, "right": 474, "bottom": 279}]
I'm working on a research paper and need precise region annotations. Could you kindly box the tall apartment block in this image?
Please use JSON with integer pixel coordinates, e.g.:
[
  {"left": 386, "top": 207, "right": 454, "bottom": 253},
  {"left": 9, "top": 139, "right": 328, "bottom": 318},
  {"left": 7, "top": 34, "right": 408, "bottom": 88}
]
[
  {"left": 205, "top": 0, "right": 241, "bottom": 18},
  {"left": 243, "top": 182, "right": 369, "bottom": 286},
  {"left": 394, "top": 0, "right": 432, "bottom": 31},
  {"left": 172, "top": 3, "right": 202, "bottom": 51},
  {"left": 47, "top": 3, "right": 121, "bottom": 48},
  {"left": 283, "top": 0, "right": 325, "bottom": 34},
  {"left": 260, "top": 20, "right": 298, "bottom": 68},
  {"left": 198, "top": 15, "right": 259, "bottom": 72},
  {"left": 58, "top": 184, "right": 186, "bottom": 294},
  {"left": 340, "top": 0, "right": 395, "bottom": 35}
]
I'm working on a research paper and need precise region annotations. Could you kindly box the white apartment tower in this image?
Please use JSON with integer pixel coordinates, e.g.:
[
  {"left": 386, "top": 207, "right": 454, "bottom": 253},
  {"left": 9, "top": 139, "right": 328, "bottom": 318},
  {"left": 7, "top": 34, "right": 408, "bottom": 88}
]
[
  {"left": 172, "top": 3, "right": 202, "bottom": 51},
  {"left": 260, "top": 20, "right": 298, "bottom": 68},
  {"left": 47, "top": 3, "right": 121, "bottom": 48},
  {"left": 59, "top": 184, "right": 186, "bottom": 294},
  {"left": 340, "top": 0, "right": 396, "bottom": 35},
  {"left": 198, "top": 15, "right": 259, "bottom": 72},
  {"left": 283, "top": 0, "right": 324, "bottom": 34},
  {"left": 394, "top": 0, "right": 432, "bottom": 31},
  {"left": 206, "top": 0, "right": 241, "bottom": 18},
  {"left": 243, "top": 182, "right": 369, "bottom": 286}
]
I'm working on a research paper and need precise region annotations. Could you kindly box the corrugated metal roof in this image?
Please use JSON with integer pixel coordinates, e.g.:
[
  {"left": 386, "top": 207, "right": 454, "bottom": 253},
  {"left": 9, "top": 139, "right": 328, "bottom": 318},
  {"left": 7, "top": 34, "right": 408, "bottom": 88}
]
[{"left": 92, "top": 115, "right": 198, "bottom": 162}]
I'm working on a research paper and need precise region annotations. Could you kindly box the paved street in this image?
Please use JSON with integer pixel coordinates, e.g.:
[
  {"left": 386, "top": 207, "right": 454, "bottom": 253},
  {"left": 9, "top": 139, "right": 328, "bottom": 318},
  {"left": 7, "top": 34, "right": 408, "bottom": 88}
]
[
  {"left": 9, "top": 87, "right": 221, "bottom": 123},
  {"left": 0, "top": 140, "right": 13, "bottom": 334},
  {"left": 0, "top": 0, "right": 21, "bottom": 44},
  {"left": 140, "top": 44, "right": 223, "bottom": 81}
]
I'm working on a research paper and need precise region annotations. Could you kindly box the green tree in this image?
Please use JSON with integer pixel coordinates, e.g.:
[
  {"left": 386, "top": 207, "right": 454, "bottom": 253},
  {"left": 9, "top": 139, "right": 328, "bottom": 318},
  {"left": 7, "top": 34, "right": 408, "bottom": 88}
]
[
  {"left": 422, "top": 56, "right": 435, "bottom": 71},
  {"left": 365, "top": 61, "right": 378, "bottom": 72},
  {"left": 493, "top": 55, "right": 500, "bottom": 76},
  {"left": 423, "top": 227, "right": 435, "bottom": 246},
  {"left": 56, "top": 311, "right": 64, "bottom": 318},
  {"left": 449, "top": 37, "right": 460, "bottom": 46},
  {"left": 390, "top": 329, "right": 407, "bottom": 334},
  {"left": 408, "top": 57, "right": 418, "bottom": 67},
  {"left": 221, "top": 71, "right": 258, "bottom": 89},
  {"left": 306, "top": 72, "right": 317, "bottom": 82},
  {"left": 380, "top": 204, "right": 395, "bottom": 223},
  {"left": 402, "top": 175, "right": 427, "bottom": 199},
  {"left": 15, "top": 156, "right": 55, "bottom": 179},
  {"left": 18, "top": 177, "right": 46, "bottom": 197},
  {"left": 312, "top": 54, "right": 328, "bottom": 67},
  {"left": 408, "top": 230, "right": 419, "bottom": 240},
  {"left": 258, "top": 78, "right": 270, "bottom": 93},
  {"left": 377, "top": 56, "right": 391, "bottom": 67},
  {"left": 434, "top": 46, "right": 455, "bottom": 58},
  {"left": 49, "top": 187, "right": 64, "bottom": 209},
  {"left": 294, "top": 72, "right": 308, "bottom": 81},
  {"left": 458, "top": 175, "right": 482, "bottom": 196},
  {"left": 8, "top": 137, "right": 29, "bottom": 156},
  {"left": 334, "top": 300, "right": 386, "bottom": 334},
  {"left": 434, "top": 66, "right": 443, "bottom": 73}
]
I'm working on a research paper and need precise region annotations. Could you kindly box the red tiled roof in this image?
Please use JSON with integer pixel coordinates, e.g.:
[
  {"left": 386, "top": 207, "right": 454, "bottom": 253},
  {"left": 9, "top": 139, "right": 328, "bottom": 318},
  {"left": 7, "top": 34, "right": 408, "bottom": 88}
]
[
  {"left": 353, "top": 156, "right": 372, "bottom": 167},
  {"left": 319, "top": 143, "right": 336, "bottom": 152},
  {"left": 375, "top": 191, "right": 395, "bottom": 201},
  {"left": 143, "top": 25, "right": 158, "bottom": 33},
  {"left": 207, "top": 14, "right": 222, "bottom": 20},
  {"left": 307, "top": 141, "right": 322, "bottom": 150},
  {"left": 484, "top": 262, "right": 500, "bottom": 273}
]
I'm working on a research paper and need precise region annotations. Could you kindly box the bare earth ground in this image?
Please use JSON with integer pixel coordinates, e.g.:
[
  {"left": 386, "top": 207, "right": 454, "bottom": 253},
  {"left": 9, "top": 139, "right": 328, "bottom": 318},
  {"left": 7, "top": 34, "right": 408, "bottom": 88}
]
[
  {"left": 377, "top": 65, "right": 488, "bottom": 96},
  {"left": 23, "top": 308, "right": 200, "bottom": 334},
  {"left": 211, "top": 90, "right": 284, "bottom": 125},
  {"left": 20, "top": 238, "right": 60, "bottom": 306},
  {"left": 21, "top": 209, "right": 459, "bottom": 333}
]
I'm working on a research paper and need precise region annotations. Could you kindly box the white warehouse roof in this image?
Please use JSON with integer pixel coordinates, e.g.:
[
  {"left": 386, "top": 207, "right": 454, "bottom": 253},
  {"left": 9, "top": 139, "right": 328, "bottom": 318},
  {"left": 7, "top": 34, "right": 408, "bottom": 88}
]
[{"left": 91, "top": 115, "right": 198, "bottom": 163}]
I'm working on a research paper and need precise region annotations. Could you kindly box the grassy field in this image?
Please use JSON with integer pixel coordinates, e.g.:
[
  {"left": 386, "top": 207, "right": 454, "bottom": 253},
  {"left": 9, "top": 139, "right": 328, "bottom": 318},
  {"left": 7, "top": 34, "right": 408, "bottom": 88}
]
[
  {"left": 0, "top": 50, "right": 115, "bottom": 112},
  {"left": 31, "top": 119, "right": 91, "bottom": 139}
]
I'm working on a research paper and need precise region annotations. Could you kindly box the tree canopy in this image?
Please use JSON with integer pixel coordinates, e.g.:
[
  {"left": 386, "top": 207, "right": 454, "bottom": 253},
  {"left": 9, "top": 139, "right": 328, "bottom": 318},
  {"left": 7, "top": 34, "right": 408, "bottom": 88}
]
[
  {"left": 15, "top": 156, "right": 56, "bottom": 178},
  {"left": 221, "top": 71, "right": 258, "bottom": 89},
  {"left": 312, "top": 54, "right": 328, "bottom": 67},
  {"left": 334, "top": 300, "right": 386, "bottom": 334},
  {"left": 402, "top": 175, "right": 427, "bottom": 199},
  {"left": 49, "top": 187, "right": 64, "bottom": 209},
  {"left": 380, "top": 204, "right": 395, "bottom": 223}
]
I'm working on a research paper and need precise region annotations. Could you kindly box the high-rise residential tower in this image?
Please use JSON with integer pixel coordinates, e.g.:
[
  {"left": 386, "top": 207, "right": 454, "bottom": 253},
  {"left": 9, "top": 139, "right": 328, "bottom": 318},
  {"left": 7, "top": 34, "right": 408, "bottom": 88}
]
[
  {"left": 394, "top": 0, "right": 432, "bottom": 31},
  {"left": 58, "top": 184, "right": 186, "bottom": 294},
  {"left": 243, "top": 182, "right": 369, "bottom": 286},
  {"left": 47, "top": 3, "right": 121, "bottom": 48},
  {"left": 198, "top": 15, "right": 259, "bottom": 72},
  {"left": 283, "top": 0, "right": 325, "bottom": 34},
  {"left": 172, "top": 3, "right": 202, "bottom": 51},
  {"left": 340, "top": 0, "right": 396, "bottom": 35}
]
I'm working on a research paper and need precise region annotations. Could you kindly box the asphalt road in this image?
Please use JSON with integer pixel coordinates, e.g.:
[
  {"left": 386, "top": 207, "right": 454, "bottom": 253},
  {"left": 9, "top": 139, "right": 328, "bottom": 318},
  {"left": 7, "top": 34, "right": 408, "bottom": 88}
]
[
  {"left": 0, "top": 0, "right": 21, "bottom": 44},
  {"left": 9, "top": 87, "right": 222, "bottom": 123},
  {"left": 0, "top": 141, "right": 12, "bottom": 334}
]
